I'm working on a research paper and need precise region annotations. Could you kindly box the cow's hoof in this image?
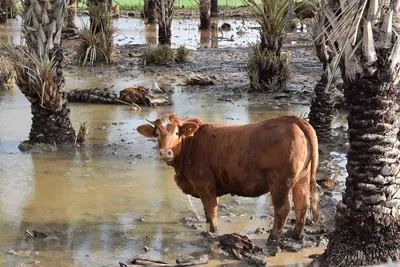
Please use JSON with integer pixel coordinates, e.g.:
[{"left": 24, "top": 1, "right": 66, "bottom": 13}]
[
  {"left": 292, "top": 232, "right": 304, "bottom": 241},
  {"left": 268, "top": 232, "right": 280, "bottom": 241}
]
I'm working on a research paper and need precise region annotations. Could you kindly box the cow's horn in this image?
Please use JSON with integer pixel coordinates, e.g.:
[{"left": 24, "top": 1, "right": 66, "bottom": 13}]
[{"left": 146, "top": 119, "right": 156, "bottom": 125}]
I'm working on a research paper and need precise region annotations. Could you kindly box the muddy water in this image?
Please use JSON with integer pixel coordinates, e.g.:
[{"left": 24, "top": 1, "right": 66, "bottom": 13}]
[
  {"left": 0, "top": 71, "right": 335, "bottom": 266},
  {"left": 1, "top": 16, "right": 259, "bottom": 49},
  {"left": 0, "top": 17, "right": 341, "bottom": 267}
]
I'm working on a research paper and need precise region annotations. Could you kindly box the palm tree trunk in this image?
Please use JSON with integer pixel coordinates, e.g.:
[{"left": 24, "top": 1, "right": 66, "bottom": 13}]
[
  {"left": 0, "top": 0, "right": 8, "bottom": 23},
  {"left": 158, "top": 26, "right": 172, "bottom": 46},
  {"left": 145, "top": 0, "right": 156, "bottom": 23},
  {"left": 316, "top": 77, "right": 400, "bottom": 266},
  {"left": 29, "top": 101, "right": 76, "bottom": 144},
  {"left": 155, "top": 0, "right": 174, "bottom": 46},
  {"left": 211, "top": 0, "right": 219, "bottom": 17},
  {"left": 308, "top": 78, "right": 335, "bottom": 144},
  {"left": 199, "top": 0, "right": 211, "bottom": 29}
]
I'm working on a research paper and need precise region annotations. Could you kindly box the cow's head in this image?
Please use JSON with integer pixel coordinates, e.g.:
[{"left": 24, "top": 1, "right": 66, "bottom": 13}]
[{"left": 137, "top": 114, "right": 199, "bottom": 164}]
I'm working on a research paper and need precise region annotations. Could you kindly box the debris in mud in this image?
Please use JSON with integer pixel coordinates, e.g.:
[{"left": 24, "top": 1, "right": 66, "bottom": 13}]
[
  {"left": 127, "top": 255, "right": 208, "bottom": 266},
  {"left": 218, "top": 233, "right": 267, "bottom": 266},
  {"left": 181, "top": 72, "right": 216, "bottom": 86},
  {"left": 265, "top": 228, "right": 330, "bottom": 256},
  {"left": 317, "top": 172, "right": 339, "bottom": 191},
  {"left": 25, "top": 229, "right": 48, "bottom": 238},
  {"left": 6, "top": 250, "right": 39, "bottom": 258},
  {"left": 119, "top": 86, "right": 169, "bottom": 107},
  {"left": 67, "top": 86, "right": 171, "bottom": 107}
]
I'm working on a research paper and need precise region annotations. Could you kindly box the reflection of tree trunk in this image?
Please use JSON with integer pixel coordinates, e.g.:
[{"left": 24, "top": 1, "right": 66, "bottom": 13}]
[
  {"left": 145, "top": 22, "right": 157, "bottom": 45},
  {"left": 200, "top": 0, "right": 211, "bottom": 29},
  {"left": 200, "top": 29, "right": 211, "bottom": 48},
  {"left": 211, "top": 0, "right": 218, "bottom": 17},
  {"left": 210, "top": 28, "right": 218, "bottom": 48}
]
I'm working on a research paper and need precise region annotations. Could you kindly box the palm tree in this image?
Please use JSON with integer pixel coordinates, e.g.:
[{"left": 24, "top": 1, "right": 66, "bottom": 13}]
[
  {"left": 312, "top": 0, "right": 400, "bottom": 265},
  {"left": 308, "top": 9, "right": 337, "bottom": 144},
  {"left": 78, "top": 0, "right": 115, "bottom": 65},
  {"left": 155, "top": 0, "right": 175, "bottom": 45},
  {"left": 199, "top": 0, "right": 211, "bottom": 29},
  {"left": 245, "top": 0, "right": 295, "bottom": 92},
  {"left": 5, "top": 0, "right": 77, "bottom": 144}
]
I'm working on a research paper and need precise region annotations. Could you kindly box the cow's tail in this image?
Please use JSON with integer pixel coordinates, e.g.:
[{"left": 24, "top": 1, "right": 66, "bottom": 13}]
[{"left": 294, "top": 116, "right": 320, "bottom": 223}]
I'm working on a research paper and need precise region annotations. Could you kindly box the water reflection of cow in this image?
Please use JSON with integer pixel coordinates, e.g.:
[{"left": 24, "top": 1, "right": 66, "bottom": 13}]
[{"left": 137, "top": 113, "right": 319, "bottom": 240}]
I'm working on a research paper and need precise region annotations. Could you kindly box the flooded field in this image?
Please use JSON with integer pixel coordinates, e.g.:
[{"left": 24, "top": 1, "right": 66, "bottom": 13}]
[
  {"left": 1, "top": 15, "right": 344, "bottom": 267},
  {"left": 0, "top": 15, "right": 260, "bottom": 49}
]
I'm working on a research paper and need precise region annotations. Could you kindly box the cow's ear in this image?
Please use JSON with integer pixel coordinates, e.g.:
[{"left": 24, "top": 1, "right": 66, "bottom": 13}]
[
  {"left": 180, "top": 122, "right": 199, "bottom": 137},
  {"left": 137, "top": 124, "right": 157, "bottom": 138}
]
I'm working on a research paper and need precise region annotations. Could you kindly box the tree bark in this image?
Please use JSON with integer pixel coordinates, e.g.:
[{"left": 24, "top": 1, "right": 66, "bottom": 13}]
[
  {"left": 158, "top": 26, "right": 171, "bottom": 46},
  {"left": 308, "top": 79, "right": 335, "bottom": 144},
  {"left": 146, "top": 0, "right": 156, "bottom": 23},
  {"left": 0, "top": 0, "right": 8, "bottom": 23},
  {"left": 199, "top": 0, "right": 211, "bottom": 29},
  {"left": 211, "top": 0, "right": 218, "bottom": 17},
  {"left": 315, "top": 72, "right": 400, "bottom": 266},
  {"left": 28, "top": 101, "right": 76, "bottom": 144}
]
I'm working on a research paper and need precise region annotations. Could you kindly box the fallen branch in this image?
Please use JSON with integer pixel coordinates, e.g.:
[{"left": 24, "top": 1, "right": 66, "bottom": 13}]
[
  {"left": 128, "top": 256, "right": 208, "bottom": 266},
  {"left": 178, "top": 68, "right": 215, "bottom": 86}
]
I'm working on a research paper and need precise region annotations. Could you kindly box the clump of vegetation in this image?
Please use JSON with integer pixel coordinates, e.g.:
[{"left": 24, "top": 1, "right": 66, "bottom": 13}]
[
  {"left": 76, "top": 121, "right": 89, "bottom": 143},
  {"left": 77, "top": 1, "right": 116, "bottom": 66},
  {"left": 0, "top": 55, "right": 14, "bottom": 90},
  {"left": 244, "top": 0, "right": 295, "bottom": 92},
  {"left": 175, "top": 45, "right": 190, "bottom": 63},
  {"left": 247, "top": 44, "right": 290, "bottom": 92},
  {"left": 142, "top": 45, "right": 190, "bottom": 65}
]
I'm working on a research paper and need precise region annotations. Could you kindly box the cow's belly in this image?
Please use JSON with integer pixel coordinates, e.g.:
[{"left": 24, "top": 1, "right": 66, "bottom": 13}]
[{"left": 216, "top": 168, "right": 269, "bottom": 197}]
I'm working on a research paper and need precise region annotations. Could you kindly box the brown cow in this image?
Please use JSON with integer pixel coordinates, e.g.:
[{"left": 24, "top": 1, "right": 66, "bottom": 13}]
[{"left": 137, "top": 114, "right": 319, "bottom": 240}]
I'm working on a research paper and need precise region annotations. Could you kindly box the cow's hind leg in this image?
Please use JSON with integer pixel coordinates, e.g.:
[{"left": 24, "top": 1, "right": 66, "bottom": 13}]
[
  {"left": 269, "top": 187, "right": 291, "bottom": 241},
  {"left": 292, "top": 175, "right": 310, "bottom": 240},
  {"left": 200, "top": 195, "right": 218, "bottom": 232}
]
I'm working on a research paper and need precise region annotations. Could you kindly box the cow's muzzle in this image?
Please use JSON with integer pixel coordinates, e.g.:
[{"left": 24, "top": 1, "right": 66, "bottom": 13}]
[{"left": 159, "top": 149, "right": 174, "bottom": 163}]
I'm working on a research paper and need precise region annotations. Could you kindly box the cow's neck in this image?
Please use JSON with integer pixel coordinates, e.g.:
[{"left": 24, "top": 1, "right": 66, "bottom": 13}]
[{"left": 171, "top": 137, "right": 194, "bottom": 175}]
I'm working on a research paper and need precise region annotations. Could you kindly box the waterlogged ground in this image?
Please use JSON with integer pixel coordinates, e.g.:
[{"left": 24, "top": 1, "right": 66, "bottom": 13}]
[{"left": 0, "top": 14, "right": 347, "bottom": 267}]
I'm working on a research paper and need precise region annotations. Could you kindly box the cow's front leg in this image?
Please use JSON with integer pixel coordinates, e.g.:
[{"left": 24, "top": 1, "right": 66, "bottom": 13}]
[{"left": 200, "top": 195, "right": 218, "bottom": 232}]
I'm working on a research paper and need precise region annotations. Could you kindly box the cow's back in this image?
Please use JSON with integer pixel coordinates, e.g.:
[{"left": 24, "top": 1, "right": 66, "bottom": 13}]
[{"left": 176, "top": 116, "right": 315, "bottom": 198}]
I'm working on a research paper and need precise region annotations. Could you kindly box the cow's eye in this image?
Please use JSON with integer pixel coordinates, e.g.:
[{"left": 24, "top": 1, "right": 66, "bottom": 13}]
[
  {"left": 155, "top": 133, "right": 159, "bottom": 137},
  {"left": 176, "top": 132, "right": 179, "bottom": 136}
]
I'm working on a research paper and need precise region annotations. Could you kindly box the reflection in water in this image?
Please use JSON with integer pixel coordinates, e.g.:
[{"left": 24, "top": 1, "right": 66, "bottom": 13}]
[
  {"left": 200, "top": 29, "right": 211, "bottom": 48},
  {"left": 1, "top": 16, "right": 259, "bottom": 49},
  {"left": 144, "top": 22, "right": 158, "bottom": 46}
]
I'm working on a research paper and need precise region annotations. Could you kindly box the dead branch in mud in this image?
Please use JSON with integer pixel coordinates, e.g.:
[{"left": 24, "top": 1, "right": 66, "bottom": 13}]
[
  {"left": 125, "top": 255, "right": 209, "bottom": 266},
  {"left": 178, "top": 68, "right": 216, "bottom": 86}
]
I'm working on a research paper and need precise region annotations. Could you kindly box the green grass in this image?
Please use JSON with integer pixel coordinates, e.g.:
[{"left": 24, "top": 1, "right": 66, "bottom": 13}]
[{"left": 77, "top": 0, "right": 247, "bottom": 10}]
